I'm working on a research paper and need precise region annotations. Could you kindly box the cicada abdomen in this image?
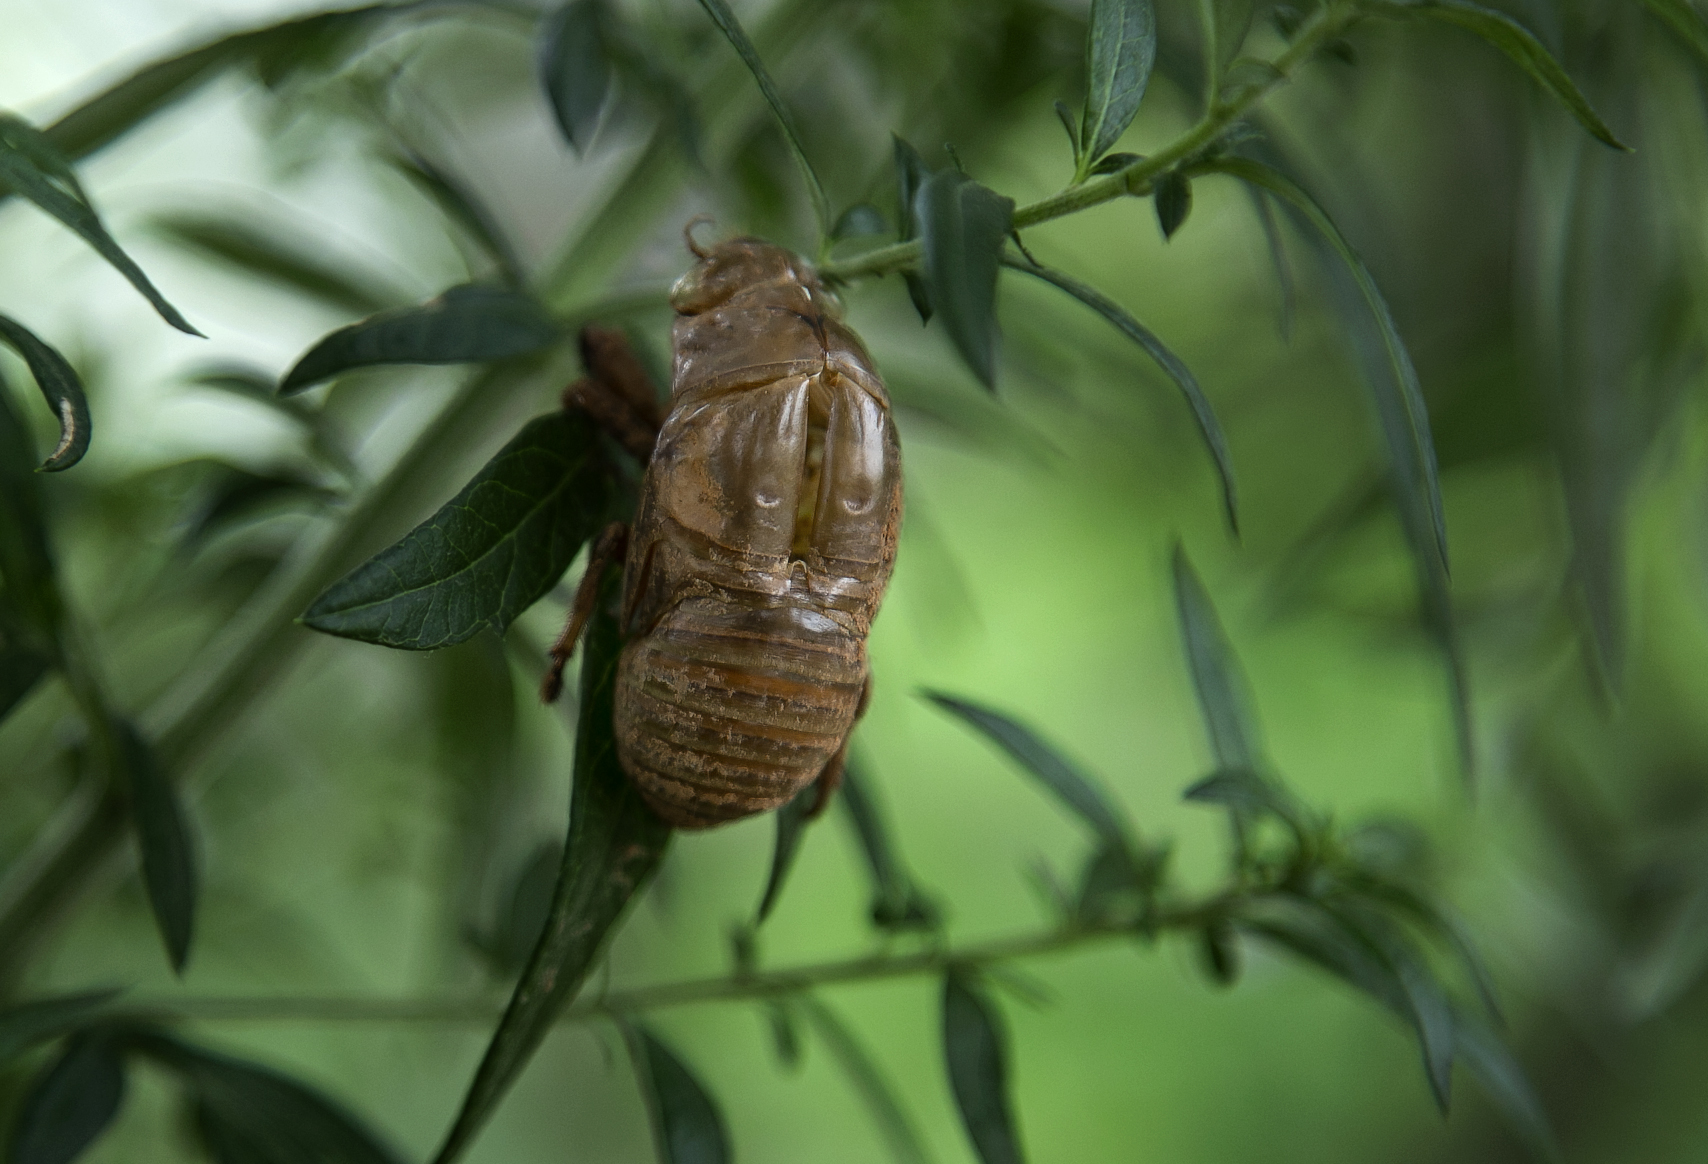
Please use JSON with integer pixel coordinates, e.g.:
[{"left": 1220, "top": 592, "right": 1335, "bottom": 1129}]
[{"left": 613, "top": 238, "right": 902, "bottom": 829}]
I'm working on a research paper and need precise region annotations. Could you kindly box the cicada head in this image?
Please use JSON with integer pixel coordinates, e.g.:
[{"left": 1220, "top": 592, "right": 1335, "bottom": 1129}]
[{"left": 669, "top": 237, "right": 808, "bottom": 315}]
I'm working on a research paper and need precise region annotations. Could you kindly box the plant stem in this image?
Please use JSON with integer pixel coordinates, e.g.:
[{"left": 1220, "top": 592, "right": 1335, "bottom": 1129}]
[
  {"left": 109, "top": 895, "right": 1239, "bottom": 1028},
  {"left": 819, "top": 1, "right": 1358, "bottom": 284}
]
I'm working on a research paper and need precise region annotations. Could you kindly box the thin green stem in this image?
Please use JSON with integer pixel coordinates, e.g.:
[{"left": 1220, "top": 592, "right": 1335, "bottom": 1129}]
[
  {"left": 101, "top": 891, "right": 1248, "bottom": 1029},
  {"left": 819, "top": 1, "right": 1358, "bottom": 284}
]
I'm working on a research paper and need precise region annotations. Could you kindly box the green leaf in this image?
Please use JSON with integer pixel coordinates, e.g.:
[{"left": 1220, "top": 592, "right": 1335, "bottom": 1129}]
[
  {"left": 1367, "top": 1, "right": 1627, "bottom": 150},
  {"left": 8, "top": 1029, "right": 125, "bottom": 1164},
  {"left": 799, "top": 998, "right": 934, "bottom": 1164},
  {"left": 1646, "top": 0, "right": 1708, "bottom": 67},
  {"left": 302, "top": 410, "right": 611, "bottom": 650},
  {"left": 1200, "top": 921, "right": 1241, "bottom": 986},
  {"left": 756, "top": 783, "right": 816, "bottom": 924},
  {"left": 487, "top": 841, "right": 563, "bottom": 978},
  {"left": 1079, "top": 0, "right": 1157, "bottom": 174},
  {"left": 924, "top": 691, "right": 1126, "bottom": 848},
  {"left": 0, "top": 375, "right": 60, "bottom": 639},
  {"left": 1006, "top": 262, "right": 1236, "bottom": 532},
  {"left": 150, "top": 213, "right": 397, "bottom": 317},
  {"left": 1171, "top": 546, "right": 1260, "bottom": 768},
  {"left": 621, "top": 1024, "right": 731, "bottom": 1164},
  {"left": 916, "top": 171, "right": 1014, "bottom": 388},
  {"left": 540, "top": 0, "right": 612, "bottom": 155},
  {"left": 1182, "top": 769, "right": 1303, "bottom": 830},
  {"left": 0, "top": 116, "right": 200, "bottom": 336},
  {"left": 39, "top": 10, "right": 388, "bottom": 163},
  {"left": 1052, "top": 101, "right": 1079, "bottom": 160},
  {"left": 0, "top": 643, "right": 51, "bottom": 722},
  {"left": 840, "top": 757, "right": 937, "bottom": 932},
  {"left": 116, "top": 720, "right": 197, "bottom": 975},
  {"left": 389, "top": 151, "right": 525, "bottom": 288},
  {"left": 1087, "top": 151, "right": 1143, "bottom": 177},
  {"left": 1244, "top": 186, "right": 1296, "bottom": 338},
  {"left": 941, "top": 973, "right": 1025, "bottom": 1164},
  {"left": 138, "top": 1034, "right": 402, "bottom": 1164},
  {"left": 0, "top": 315, "right": 91, "bottom": 472},
  {"left": 892, "top": 136, "right": 934, "bottom": 324},
  {"left": 1074, "top": 839, "right": 1150, "bottom": 923},
  {"left": 0, "top": 993, "right": 121, "bottom": 1067},
  {"left": 279, "top": 285, "right": 561, "bottom": 394},
  {"left": 430, "top": 586, "right": 670, "bottom": 1164},
  {"left": 694, "top": 0, "right": 832, "bottom": 236},
  {"left": 1206, "top": 0, "right": 1256, "bottom": 79},
  {"left": 1153, "top": 170, "right": 1192, "bottom": 239},
  {"left": 832, "top": 204, "right": 888, "bottom": 241},
  {"left": 181, "top": 465, "right": 337, "bottom": 547},
  {"left": 1454, "top": 1016, "right": 1561, "bottom": 1163},
  {"left": 1199, "top": 157, "right": 1471, "bottom": 771}
]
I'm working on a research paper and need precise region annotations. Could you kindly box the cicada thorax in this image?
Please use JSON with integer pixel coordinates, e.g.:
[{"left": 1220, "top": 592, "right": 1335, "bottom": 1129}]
[{"left": 614, "top": 239, "right": 901, "bottom": 829}]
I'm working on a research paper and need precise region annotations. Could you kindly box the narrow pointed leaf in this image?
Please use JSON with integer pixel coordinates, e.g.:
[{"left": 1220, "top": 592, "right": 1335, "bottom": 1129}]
[
  {"left": 540, "top": 0, "right": 612, "bottom": 155},
  {"left": 1008, "top": 262, "right": 1235, "bottom": 531},
  {"left": 941, "top": 974, "right": 1025, "bottom": 1164},
  {"left": 694, "top": 0, "right": 831, "bottom": 235},
  {"left": 1200, "top": 157, "right": 1470, "bottom": 770},
  {"left": 1367, "top": 2, "right": 1627, "bottom": 150},
  {"left": 0, "top": 375, "right": 60, "bottom": 638},
  {"left": 0, "top": 116, "right": 199, "bottom": 335},
  {"left": 1244, "top": 186, "right": 1296, "bottom": 337},
  {"left": 1154, "top": 170, "right": 1191, "bottom": 239},
  {"left": 1183, "top": 769, "right": 1303, "bottom": 830},
  {"left": 0, "top": 315, "right": 91, "bottom": 472},
  {"left": 303, "top": 411, "right": 611, "bottom": 650},
  {"left": 430, "top": 588, "right": 670, "bottom": 1164},
  {"left": 390, "top": 152, "right": 525, "bottom": 287},
  {"left": 925, "top": 691, "right": 1125, "bottom": 846},
  {"left": 800, "top": 998, "right": 933, "bottom": 1164},
  {"left": 622, "top": 1024, "right": 731, "bottom": 1164},
  {"left": 1646, "top": 0, "right": 1708, "bottom": 66},
  {"left": 280, "top": 285, "right": 560, "bottom": 394},
  {"left": 1171, "top": 547, "right": 1260, "bottom": 768},
  {"left": 116, "top": 720, "right": 197, "bottom": 974},
  {"left": 840, "top": 758, "right": 936, "bottom": 931},
  {"left": 1052, "top": 101, "right": 1079, "bottom": 161},
  {"left": 40, "top": 10, "right": 387, "bottom": 162},
  {"left": 1454, "top": 1016, "right": 1561, "bottom": 1163},
  {"left": 756, "top": 783, "right": 816, "bottom": 923},
  {"left": 8, "top": 1030, "right": 125, "bottom": 1164},
  {"left": 1200, "top": 921, "right": 1241, "bottom": 985},
  {"left": 893, "top": 137, "right": 934, "bottom": 323},
  {"left": 0, "top": 993, "right": 122, "bottom": 1066},
  {"left": 151, "top": 213, "right": 396, "bottom": 317},
  {"left": 1080, "top": 0, "right": 1157, "bottom": 167},
  {"left": 917, "top": 171, "right": 1013, "bottom": 387},
  {"left": 138, "top": 1034, "right": 402, "bottom": 1164}
]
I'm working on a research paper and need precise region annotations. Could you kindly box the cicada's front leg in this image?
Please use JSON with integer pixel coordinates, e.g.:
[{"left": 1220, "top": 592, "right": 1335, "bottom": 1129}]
[{"left": 540, "top": 521, "right": 628, "bottom": 703}]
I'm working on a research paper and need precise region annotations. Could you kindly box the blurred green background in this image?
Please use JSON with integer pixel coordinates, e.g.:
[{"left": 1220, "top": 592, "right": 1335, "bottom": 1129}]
[{"left": 4, "top": 0, "right": 1708, "bottom": 1161}]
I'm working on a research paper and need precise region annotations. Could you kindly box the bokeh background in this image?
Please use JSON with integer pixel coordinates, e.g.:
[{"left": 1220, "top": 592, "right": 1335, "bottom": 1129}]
[{"left": 3, "top": 0, "right": 1708, "bottom": 1161}]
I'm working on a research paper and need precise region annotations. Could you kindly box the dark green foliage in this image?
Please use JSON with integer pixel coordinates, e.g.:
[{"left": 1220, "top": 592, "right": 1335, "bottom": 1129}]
[
  {"left": 302, "top": 411, "right": 611, "bottom": 650},
  {"left": 1171, "top": 547, "right": 1260, "bottom": 769},
  {"left": 1153, "top": 169, "right": 1191, "bottom": 238},
  {"left": 0, "top": 379, "right": 59, "bottom": 637},
  {"left": 117, "top": 720, "right": 198, "bottom": 974},
  {"left": 1645, "top": 0, "right": 1708, "bottom": 66},
  {"left": 540, "top": 1, "right": 612, "bottom": 155},
  {"left": 756, "top": 782, "right": 816, "bottom": 923},
  {"left": 279, "top": 285, "right": 561, "bottom": 394},
  {"left": 832, "top": 204, "right": 888, "bottom": 241},
  {"left": 623, "top": 1024, "right": 731, "bottom": 1164},
  {"left": 1078, "top": 0, "right": 1157, "bottom": 177},
  {"left": 892, "top": 136, "right": 934, "bottom": 323},
  {"left": 1198, "top": 155, "right": 1471, "bottom": 772},
  {"left": 0, "top": 316, "right": 90, "bottom": 473},
  {"left": 0, "top": 115, "right": 199, "bottom": 336},
  {"left": 0, "top": 994, "right": 121, "bottom": 1067},
  {"left": 916, "top": 171, "right": 1015, "bottom": 387},
  {"left": 1007, "top": 263, "right": 1236, "bottom": 532},
  {"left": 0, "top": 643, "right": 50, "bottom": 722},
  {"left": 941, "top": 973, "right": 1024, "bottom": 1164},
  {"left": 7, "top": 1029, "right": 125, "bottom": 1164},
  {"left": 430, "top": 585, "right": 671, "bottom": 1164},
  {"left": 1200, "top": 921, "right": 1240, "bottom": 986},
  {"left": 1087, "top": 150, "right": 1142, "bottom": 176},
  {"left": 139, "top": 1034, "right": 403, "bottom": 1164},
  {"left": 388, "top": 152, "right": 525, "bottom": 287},
  {"left": 150, "top": 213, "right": 398, "bottom": 317},
  {"left": 924, "top": 691, "right": 1127, "bottom": 848},
  {"left": 1365, "top": 1, "right": 1627, "bottom": 150},
  {"left": 694, "top": 0, "right": 831, "bottom": 236},
  {"left": 840, "top": 758, "right": 937, "bottom": 932}
]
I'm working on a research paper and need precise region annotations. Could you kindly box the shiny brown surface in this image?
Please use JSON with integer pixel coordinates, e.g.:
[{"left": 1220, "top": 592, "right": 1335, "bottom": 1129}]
[{"left": 615, "top": 239, "right": 901, "bottom": 828}]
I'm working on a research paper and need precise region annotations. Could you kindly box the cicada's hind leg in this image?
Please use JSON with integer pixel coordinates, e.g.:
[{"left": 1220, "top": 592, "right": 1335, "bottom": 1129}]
[
  {"left": 807, "top": 672, "right": 873, "bottom": 818},
  {"left": 562, "top": 326, "right": 662, "bottom": 462},
  {"left": 541, "top": 522, "right": 629, "bottom": 703}
]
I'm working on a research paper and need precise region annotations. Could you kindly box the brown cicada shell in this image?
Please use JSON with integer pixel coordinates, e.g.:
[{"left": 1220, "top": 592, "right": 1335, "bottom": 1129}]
[{"left": 549, "top": 237, "right": 902, "bottom": 829}]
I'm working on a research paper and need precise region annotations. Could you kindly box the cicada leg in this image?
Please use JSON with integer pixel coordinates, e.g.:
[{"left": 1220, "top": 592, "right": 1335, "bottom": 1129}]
[
  {"left": 562, "top": 326, "right": 662, "bottom": 462},
  {"left": 806, "top": 672, "right": 872, "bottom": 818},
  {"left": 541, "top": 521, "right": 629, "bottom": 704}
]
